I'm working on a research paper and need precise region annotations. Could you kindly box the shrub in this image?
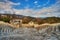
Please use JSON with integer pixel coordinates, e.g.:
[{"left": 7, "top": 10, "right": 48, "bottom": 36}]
[{"left": 0, "top": 17, "right": 10, "bottom": 23}]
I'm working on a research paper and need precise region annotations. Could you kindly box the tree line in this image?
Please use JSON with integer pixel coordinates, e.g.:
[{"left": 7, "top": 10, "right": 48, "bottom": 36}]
[
  {"left": 22, "top": 17, "right": 60, "bottom": 24},
  {"left": 0, "top": 15, "right": 60, "bottom": 24}
]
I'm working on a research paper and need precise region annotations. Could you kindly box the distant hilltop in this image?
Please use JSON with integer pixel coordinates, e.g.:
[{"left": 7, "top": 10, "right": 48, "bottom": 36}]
[
  {"left": 0, "top": 14, "right": 60, "bottom": 24},
  {"left": 0, "top": 14, "right": 60, "bottom": 30},
  {"left": 0, "top": 14, "right": 25, "bottom": 19}
]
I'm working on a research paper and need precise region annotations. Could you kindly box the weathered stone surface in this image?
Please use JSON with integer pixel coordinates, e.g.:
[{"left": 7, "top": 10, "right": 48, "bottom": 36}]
[{"left": 0, "top": 24, "right": 60, "bottom": 40}]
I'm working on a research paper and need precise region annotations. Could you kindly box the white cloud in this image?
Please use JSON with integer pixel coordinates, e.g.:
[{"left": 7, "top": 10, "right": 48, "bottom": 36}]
[
  {"left": 34, "top": 1, "right": 38, "bottom": 4},
  {"left": 0, "top": 0, "right": 20, "bottom": 14},
  {"left": 0, "top": 0, "right": 60, "bottom": 17},
  {"left": 34, "top": 0, "right": 50, "bottom": 7},
  {"left": 8, "top": 1, "right": 21, "bottom": 5},
  {"left": 13, "top": 0, "right": 60, "bottom": 17}
]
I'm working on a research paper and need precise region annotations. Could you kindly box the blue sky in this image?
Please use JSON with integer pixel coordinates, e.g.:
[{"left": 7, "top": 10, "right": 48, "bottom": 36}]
[
  {"left": 0, "top": 0, "right": 60, "bottom": 17},
  {"left": 9, "top": 0, "right": 56, "bottom": 9}
]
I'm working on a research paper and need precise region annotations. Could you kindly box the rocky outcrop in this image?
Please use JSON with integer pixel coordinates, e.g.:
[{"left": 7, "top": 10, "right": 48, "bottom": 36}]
[{"left": 0, "top": 21, "right": 60, "bottom": 40}]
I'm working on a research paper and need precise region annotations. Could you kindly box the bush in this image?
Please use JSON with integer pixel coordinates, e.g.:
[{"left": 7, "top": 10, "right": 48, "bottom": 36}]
[{"left": 0, "top": 17, "right": 10, "bottom": 23}]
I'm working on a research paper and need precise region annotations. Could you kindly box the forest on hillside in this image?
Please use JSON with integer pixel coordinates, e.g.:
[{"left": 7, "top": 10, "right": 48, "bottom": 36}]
[
  {"left": 0, "top": 14, "right": 60, "bottom": 24},
  {"left": 22, "top": 17, "right": 60, "bottom": 24}
]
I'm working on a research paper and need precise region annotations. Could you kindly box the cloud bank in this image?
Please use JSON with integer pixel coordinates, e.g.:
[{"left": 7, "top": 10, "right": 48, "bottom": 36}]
[
  {"left": 0, "top": 0, "right": 20, "bottom": 14},
  {"left": 0, "top": 0, "right": 60, "bottom": 17}
]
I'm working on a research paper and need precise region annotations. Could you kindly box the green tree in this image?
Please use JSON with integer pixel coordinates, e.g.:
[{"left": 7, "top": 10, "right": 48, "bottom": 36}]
[{"left": 1, "top": 17, "right": 10, "bottom": 23}]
